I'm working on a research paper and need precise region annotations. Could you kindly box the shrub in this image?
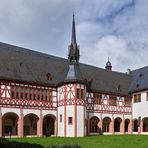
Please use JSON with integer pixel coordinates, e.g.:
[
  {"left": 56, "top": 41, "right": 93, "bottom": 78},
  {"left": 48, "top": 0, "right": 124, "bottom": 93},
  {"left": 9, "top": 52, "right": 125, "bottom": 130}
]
[
  {"left": 0, "top": 139, "right": 43, "bottom": 148},
  {"left": 47, "top": 144, "right": 81, "bottom": 148}
]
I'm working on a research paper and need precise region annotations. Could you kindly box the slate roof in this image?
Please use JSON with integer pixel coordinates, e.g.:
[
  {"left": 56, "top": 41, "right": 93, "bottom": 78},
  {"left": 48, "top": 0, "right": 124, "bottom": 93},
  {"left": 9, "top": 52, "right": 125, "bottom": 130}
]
[
  {"left": 64, "top": 64, "right": 84, "bottom": 84},
  {"left": 129, "top": 66, "right": 148, "bottom": 93},
  {"left": 0, "top": 42, "right": 133, "bottom": 96}
]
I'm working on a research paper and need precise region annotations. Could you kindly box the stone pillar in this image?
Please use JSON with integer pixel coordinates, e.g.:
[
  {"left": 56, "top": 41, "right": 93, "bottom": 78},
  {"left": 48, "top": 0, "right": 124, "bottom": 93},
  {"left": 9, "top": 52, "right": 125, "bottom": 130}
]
[
  {"left": 129, "top": 119, "right": 132, "bottom": 134},
  {"left": 140, "top": 120, "right": 143, "bottom": 134},
  {"left": 0, "top": 111, "right": 2, "bottom": 137},
  {"left": 18, "top": 109, "right": 24, "bottom": 137},
  {"left": 54, "top": 119, "right": 57, "bottom": 136},
  {"left": 87, "top": 114, "right": 90, "bottom": 135},
  {"left": 121, "top": 118, "right": 125, "bottom": 134},
  {"left": 110, "top": 114, "right": 114, "bottom": 134},
  {"left": 98, "top": 114, "right": 102, "bottom": 134},
  {"left": 37, "top": 111, "right": 43, "bottom": 137}
]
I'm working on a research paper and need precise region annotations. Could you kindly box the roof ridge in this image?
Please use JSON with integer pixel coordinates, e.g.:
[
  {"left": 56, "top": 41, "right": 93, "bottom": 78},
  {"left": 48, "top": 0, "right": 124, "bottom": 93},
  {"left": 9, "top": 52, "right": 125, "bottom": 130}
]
[
  {"left": 131, "top": 65, "right": 148, "bottom": 72},
  {"left": 0, "top": 42, "right": 67, "bottom": 61}
]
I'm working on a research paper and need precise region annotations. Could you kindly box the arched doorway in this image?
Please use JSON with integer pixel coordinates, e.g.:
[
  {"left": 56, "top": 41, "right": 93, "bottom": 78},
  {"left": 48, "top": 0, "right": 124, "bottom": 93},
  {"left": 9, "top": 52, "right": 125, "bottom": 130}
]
[
  {"left": 125, "top": 119, "right": 130, "bottom": 133},
  {"left": 114, "top": 117, "right": 122, "bottom": 132},
  {"left": 143, "top": 118, "right": 148, "bottom": 132},
  {"left": 90, "top": 116, "right": 99, "bottom": 133},
  {"left": 43, "top": 115, "right": 56, "bottom": 136},
  {"left": 2, "top": 112, "right": 18, "bottom": 137},
  {"left": 24, "top": 114, "right": 39, "bottom": 136},
  {"left": 103, "top": 117, "right": 111, "bottom": 133},
  {"left": 133, "top": 119, "right": 138, "bottom": 132}
]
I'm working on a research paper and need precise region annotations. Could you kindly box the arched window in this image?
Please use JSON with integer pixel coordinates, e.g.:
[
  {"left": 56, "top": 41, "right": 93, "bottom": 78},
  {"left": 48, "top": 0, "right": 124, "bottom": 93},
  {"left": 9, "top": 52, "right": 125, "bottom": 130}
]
[{"left": 90, "top": 117, "right": 99, "bottom": 133}]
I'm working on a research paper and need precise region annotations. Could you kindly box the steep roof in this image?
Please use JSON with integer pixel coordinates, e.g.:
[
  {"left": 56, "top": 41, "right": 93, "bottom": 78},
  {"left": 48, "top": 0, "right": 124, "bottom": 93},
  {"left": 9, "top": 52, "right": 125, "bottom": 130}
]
[
  {"left": 129, "top": 66, "right": 148, "bottom": 93},
  {"left": 0, "top": 42, "right": 132, "bottom": 96}
]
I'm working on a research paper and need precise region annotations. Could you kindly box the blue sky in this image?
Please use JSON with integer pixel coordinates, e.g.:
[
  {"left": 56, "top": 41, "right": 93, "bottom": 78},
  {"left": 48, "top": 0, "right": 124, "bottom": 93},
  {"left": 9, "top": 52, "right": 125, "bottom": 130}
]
[{"left": 0, "top": 0, "right": 148, "bottom": 72}]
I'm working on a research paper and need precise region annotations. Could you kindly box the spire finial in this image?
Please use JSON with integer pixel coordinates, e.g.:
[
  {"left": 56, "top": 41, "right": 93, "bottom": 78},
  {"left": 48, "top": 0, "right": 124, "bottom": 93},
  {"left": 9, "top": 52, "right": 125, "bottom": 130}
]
[{"left": 71, "top": 12, "right": 76, "bottom": 44}]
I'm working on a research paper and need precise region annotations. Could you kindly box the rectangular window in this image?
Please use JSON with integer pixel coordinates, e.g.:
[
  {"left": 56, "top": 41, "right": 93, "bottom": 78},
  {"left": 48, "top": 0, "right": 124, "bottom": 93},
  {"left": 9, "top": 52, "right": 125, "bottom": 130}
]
[
  {"left": 77, "top": 89, "right": 84, "bottom": 99},
  {"left": 147, "top": 92, "right": 148, "bottom": 101},
  {"left": 68, "top": 117, "right": 73, "bottom": 125},
  {"left": 25, "top": 88, "right": 28, "bottom": 99},
  {"left": 29, "top": 88, "right": 32, "bottom": 100},
  {"left": 125, "top": 98, "right": 131, "bottom": 106},
  {"left": 134, "top": 94, "right": 141, "bottom": 103},
  {"left": 60, "top": 114, "right": 62, "bottom": 123},
  {"left": 94, "top": 93, "right": 101, "bottom": 104},
  {"left": 47, "top": 90, "right": 52, "bottom": 101},
  {"left": 11, "top": 86, "right": 14, "bottom": 98},
  {"left": 109, "top": 96, "right": 117, "bottom": 106},
  {"left": 16, "top": 87, "right": 19, "bottom": 99}
]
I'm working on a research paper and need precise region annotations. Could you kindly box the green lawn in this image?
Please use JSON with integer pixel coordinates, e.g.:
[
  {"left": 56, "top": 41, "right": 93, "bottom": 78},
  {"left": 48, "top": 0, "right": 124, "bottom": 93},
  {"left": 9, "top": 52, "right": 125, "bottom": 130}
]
[{"left": 5, "top": 135, "right": 148, "bottom": 148}]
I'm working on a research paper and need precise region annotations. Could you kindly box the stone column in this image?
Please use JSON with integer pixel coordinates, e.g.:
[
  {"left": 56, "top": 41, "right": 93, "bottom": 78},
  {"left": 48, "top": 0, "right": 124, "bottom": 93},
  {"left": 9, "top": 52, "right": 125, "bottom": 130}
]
[
  {"left": 140, "top": 120, "right": 143, "bottom": 134},
  {"left": 87, "top": 114, "right": 90, "bottom": 135},
  {"left": 98, "top": 113, "right": 102, "bottom": 134},
  {"left": 110, "top": 114, "right": 114, "bottom": 134},
  {"left": 37, "top": 111, "right": 43, "bottom": 137},
  {"left": 0, "top": 110, "right": 2, "bottom": 137},
  {"left": 129, "top": 119, "right": 132, "bottom": 134},
  {"left": 18, "top": 109, "right": 24, "bottom": 137},
  {"left": 54, "top": 119, "right": 57, "bottom": 136},
  {"left": 121, "top": 118, "right": 125, "bottom": 134}
]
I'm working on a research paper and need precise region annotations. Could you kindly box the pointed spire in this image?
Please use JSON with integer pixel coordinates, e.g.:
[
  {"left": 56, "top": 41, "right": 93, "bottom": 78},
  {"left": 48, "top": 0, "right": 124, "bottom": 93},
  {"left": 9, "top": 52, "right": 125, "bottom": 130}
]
[
  {"left": 71, "top": 12, "right": 77, "bottom": 45},
  {"left": 68, "top": 13, "right": 80, "bottom": 64}
]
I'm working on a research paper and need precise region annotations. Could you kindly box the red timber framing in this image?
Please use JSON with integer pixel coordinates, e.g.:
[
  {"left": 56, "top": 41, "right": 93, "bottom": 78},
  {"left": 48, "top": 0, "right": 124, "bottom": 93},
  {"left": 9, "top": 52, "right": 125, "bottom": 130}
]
[
  {"left": 0, "top": 81, "right": 57, "bottom": 110},
  {"left": 58, "top": 84, "right": 85, "bottom": 107},
  {"left": 58, "top": 83, "right": 85, "bottom": 137},
  {"left": 86, "top": 92, "right": 132, "bottom": 115}
]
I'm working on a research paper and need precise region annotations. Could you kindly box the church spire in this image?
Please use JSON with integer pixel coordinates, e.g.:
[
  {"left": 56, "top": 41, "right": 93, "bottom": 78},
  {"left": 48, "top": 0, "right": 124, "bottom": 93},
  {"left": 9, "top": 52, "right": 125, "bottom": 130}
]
[
  {"left": 68, "top": 13, "right": 80, "bottom": 64},
  {"left": 71, "top": 12, "right": 76, "bottom": 45}
]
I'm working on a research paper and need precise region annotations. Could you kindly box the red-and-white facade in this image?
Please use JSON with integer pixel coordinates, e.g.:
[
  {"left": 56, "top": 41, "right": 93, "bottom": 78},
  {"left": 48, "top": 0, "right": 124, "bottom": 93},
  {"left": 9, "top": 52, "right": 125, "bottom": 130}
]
[
  {"left": 0, "top": 79, "right": 133, "bottom": 137},
  {"left": 0, "top": 15, "right": 147, "bottom": 138}
]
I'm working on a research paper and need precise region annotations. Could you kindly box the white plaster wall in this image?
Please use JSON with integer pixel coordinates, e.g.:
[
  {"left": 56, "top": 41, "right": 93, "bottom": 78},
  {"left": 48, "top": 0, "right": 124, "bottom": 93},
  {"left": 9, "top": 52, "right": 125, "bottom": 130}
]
[
  {"left": 102, "top": 113, "right": 112, "bottom": 119},
  {"left": 88, "top": 112, "right": 131, "bottom": 120},
  {"left": 2, "top": 107, "right": 20, "bottom": 116},
  {"left": 66, "top": 106, "right": 74, "bottom": 137},
  {"left": 42, "top": 110, "right": 57, "bottom": 117},
  {"left": 89, "top": 113, "right": 101, "bottom": 119},
  {"left": 124, "top": 115, "right": 132, "bottom": 119},
  {"left": 23, "top": 109, "right": 40, "bottom": 117},
  {"left": 133, "top": 91, "right": 148, "bottom": 119},
  {"left": 77, "top": 106, "right": 84, "bottom": 137},
  {"left": 58, "top": 106, "right": 64, "bottom": 136}
]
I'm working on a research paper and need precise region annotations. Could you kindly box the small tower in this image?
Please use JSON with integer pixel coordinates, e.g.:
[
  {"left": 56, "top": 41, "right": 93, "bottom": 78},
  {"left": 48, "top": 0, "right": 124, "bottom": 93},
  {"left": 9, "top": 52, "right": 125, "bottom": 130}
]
[
  {"left": 57, "top": 13, "right": 86, "bottom": 137},
  {"left": 105, "top": 58, "right": 112, "bottom": 71}
]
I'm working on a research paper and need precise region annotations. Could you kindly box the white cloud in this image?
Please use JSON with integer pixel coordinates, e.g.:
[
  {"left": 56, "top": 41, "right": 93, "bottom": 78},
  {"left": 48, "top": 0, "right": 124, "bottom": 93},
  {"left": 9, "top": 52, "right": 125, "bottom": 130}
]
[{"left": 0, "top": 0, "right": 148, "bottom": 72}]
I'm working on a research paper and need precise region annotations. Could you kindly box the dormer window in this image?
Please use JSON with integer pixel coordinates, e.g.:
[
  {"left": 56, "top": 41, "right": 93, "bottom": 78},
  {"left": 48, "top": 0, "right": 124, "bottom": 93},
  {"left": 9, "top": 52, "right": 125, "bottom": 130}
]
[
  {"left": 117, "top": 84, "right": 121, "bottom": 91},
  {"left": 139, "top": 73, "right": 143, "bottom": 77},
  {"left": 46, "top": 72, "right": 52, "bottom": 80}
]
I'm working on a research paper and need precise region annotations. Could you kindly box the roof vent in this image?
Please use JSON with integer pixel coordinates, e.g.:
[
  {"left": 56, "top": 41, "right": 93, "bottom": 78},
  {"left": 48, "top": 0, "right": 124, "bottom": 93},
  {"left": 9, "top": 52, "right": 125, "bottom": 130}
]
[
  {"left": 136, "top": 84, "right": 139, "bottom": 88},
  {"left": 46, "top": 72, "right": 52, "bottom": 80}
]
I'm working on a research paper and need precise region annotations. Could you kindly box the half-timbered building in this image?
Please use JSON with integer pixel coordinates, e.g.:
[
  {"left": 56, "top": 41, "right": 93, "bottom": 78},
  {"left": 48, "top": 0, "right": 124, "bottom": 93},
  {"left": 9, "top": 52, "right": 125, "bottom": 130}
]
[{"left": 0, "top": 15, "right": 148, "bottom": 137}]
